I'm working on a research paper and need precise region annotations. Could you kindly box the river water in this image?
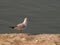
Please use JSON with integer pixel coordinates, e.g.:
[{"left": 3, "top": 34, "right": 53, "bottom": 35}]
[{"left": 0, "top": 0, "right": 59, "bottom": 34}]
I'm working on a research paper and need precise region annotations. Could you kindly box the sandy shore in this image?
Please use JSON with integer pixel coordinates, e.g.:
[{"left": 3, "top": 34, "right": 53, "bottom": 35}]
[{"left": 0, "top": 33, "right": 60, "bottom": 45}]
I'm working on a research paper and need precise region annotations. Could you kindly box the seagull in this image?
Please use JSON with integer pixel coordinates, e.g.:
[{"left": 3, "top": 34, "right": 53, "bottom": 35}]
[{"left": 9, "top": 17, "right": 27, "bottom": 33}]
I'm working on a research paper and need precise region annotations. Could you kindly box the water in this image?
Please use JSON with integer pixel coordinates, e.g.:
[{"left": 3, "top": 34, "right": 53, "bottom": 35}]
[{"left": 0, "top": 0, "right": 59, "bottom": 34}]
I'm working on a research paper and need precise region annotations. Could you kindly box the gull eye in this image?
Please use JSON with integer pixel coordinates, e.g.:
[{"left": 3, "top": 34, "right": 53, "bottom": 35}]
[{"left": 9, "top": 26, "right": 15, "bottom": 29}]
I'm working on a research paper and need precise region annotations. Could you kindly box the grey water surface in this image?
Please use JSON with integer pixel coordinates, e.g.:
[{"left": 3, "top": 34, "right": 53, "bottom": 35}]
[{"left": 0, "top": 0, "right": 59, "bottom": 34}]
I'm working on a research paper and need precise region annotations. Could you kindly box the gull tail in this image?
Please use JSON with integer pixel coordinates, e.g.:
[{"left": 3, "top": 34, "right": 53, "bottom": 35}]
[{"left": 22, "top": 17, "right": 27, "bottom": 26}]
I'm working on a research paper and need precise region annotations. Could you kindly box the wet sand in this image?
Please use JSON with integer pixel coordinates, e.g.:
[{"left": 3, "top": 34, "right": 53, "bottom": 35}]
[{"left": 0, "top": 33, "right": 60, "bottom": 45}]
